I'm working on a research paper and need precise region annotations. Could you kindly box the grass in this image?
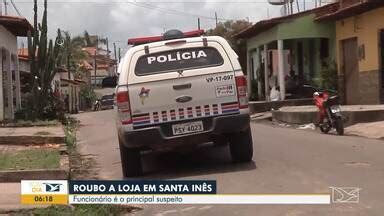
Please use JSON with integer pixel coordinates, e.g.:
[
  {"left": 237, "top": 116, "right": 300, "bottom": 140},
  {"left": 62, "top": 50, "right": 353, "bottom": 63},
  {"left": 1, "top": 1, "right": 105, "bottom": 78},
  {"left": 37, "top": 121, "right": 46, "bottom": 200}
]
[
  {"left": 0, "top": 149, "right": 60, "bottom": 171},
  {"left": 8, "top": 204, "right": 136, "bottom": 216},
  {"left": 2, "top": 116, "right": 141, "bottom": 215},
  {"left": 1, "top": 120, "right": 60, "bottom": 128}
]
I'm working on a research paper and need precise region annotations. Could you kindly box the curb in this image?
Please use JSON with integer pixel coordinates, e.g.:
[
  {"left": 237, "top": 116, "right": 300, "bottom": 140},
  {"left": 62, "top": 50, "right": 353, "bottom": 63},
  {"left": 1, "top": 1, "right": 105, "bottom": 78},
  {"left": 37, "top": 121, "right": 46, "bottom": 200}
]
[
  {"left": 272, "top": 109, "right": 384, "bottom": 126},
  {"left": 250, "top": 99, "right": 313, "bottom": 113},
  {"left": 0, "top": 136, "right": 65, "bottom": 145},
  {"left": 0, "top": 153, "right": 69, "bottom": 183}
]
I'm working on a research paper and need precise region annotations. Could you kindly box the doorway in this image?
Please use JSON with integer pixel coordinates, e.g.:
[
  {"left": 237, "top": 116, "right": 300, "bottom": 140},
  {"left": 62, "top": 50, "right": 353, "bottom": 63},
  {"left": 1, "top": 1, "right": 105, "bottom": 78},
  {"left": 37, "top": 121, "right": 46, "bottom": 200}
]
[
  {"left": 380, "top": 30, "right": 384, "bottom": 103},
  {"left": 297, "top": 42, "right": 304, "bottom": 85},
  {"left": 341, "top": 38, "right": 359, "bottom": 104}
]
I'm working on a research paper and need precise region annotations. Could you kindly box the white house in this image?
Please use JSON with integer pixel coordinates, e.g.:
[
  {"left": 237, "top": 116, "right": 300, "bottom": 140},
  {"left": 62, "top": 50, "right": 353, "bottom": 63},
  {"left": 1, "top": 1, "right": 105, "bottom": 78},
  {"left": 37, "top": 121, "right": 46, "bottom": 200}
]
[{"left": 0, "top": 16, "right": 32, "bottom": 120}]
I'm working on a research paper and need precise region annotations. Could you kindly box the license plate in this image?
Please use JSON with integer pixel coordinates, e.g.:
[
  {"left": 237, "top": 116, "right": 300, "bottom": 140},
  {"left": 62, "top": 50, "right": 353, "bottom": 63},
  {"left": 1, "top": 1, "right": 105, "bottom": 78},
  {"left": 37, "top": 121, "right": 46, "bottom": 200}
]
[{"left": 172, "top": 121, "right": 203, "bottom": 135}]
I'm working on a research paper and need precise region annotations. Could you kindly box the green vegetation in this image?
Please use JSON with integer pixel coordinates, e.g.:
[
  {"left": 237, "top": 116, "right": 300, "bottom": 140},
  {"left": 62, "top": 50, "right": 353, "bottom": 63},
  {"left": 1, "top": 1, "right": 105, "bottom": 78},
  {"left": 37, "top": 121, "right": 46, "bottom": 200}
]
[
  {"left": 0, "top": 149, "right": 60, "bottom": 171},
  {"left": 206, "top": 20, "right": 252, "bottom": 54},
  {"left": 206, "top": 20, "right": 252, "bottom": 71},
  {"left": 0, "top": 119, "right": 60, "bottom": 127},
  {"left": 80, "top": 85, "right": 97, "bottom": 110},
  {"left": 314, "top": 61, "right": 338, "bottom": 91},
  {"left": 8, "top": 204, "right": 135, "bottom": 216},
  {"left": 21, "top": 0, "right": 65, "bottom": 121},
  {"left": 63, "top": 116, "right": 80, "bottom": 150}
]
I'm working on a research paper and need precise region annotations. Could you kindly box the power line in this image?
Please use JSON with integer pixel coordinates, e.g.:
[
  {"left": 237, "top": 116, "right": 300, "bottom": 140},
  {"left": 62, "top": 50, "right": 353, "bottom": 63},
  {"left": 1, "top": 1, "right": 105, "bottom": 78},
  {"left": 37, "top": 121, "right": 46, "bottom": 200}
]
[
  {"left": 126, "top": 1, "right": 230, "bottom": 21},
  {"left": 10, "top": 0, "right": 22, "bottom": 16},
  {"left": 10, "top": 0, "right": 336, "bottom": 24},
  {"left": 3, "top": 0, "right": 7, "bottom": 15},
  {"left": 11, "top": 0, "right": 335, "bottom": 3}
]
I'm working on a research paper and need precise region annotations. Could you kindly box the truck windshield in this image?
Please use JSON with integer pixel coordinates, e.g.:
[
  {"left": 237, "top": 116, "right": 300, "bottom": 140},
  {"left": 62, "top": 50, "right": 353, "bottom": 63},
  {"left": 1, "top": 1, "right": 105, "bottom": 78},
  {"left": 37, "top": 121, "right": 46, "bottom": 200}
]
[{"left": 135, "top": 47, "right": 224, "bottom": 76}]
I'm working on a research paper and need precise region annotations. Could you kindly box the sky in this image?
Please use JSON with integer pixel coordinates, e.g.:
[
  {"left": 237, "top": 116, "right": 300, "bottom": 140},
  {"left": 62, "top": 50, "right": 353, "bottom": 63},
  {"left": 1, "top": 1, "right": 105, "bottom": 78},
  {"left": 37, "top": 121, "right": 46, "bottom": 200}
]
[{"left": 8, "top": 0, "right": 323, "bottom": 54}]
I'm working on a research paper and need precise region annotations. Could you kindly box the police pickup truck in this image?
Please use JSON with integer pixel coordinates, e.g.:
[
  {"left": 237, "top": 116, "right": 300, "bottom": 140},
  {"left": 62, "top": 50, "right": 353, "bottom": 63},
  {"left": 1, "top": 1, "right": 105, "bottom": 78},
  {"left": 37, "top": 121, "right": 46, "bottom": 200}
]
[{"left": 116, "top": 30, "right": 253, "bottom": 176}]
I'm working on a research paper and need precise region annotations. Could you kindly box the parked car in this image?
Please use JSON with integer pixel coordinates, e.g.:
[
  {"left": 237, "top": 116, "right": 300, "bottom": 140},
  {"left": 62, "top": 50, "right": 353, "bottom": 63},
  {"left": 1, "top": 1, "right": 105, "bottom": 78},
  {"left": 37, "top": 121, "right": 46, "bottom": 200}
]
[
  {"left": 100, "top": 94, "right": 114, "bottom": 110},
  {"left": 115, "top": 30, "right": 253, "bottom": 176}
]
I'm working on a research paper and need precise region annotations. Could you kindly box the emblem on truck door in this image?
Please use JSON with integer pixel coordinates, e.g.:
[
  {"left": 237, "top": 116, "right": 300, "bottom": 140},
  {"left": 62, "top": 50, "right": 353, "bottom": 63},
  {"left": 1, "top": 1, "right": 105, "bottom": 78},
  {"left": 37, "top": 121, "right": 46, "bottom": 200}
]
[
  {"left": 139, "top": 87, "right": 150, "bottom": 105},
  {"left": 176, "top": 95, "right": 192, "bottom": 103},
  {"left": 177, "top": 70, "right": 184, "bottom": 78}
]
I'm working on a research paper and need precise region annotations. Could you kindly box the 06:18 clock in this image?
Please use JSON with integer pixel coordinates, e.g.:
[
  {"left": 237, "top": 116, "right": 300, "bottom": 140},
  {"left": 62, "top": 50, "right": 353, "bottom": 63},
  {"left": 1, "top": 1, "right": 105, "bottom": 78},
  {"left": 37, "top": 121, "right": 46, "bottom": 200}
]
[{"left": 34, "top": 195, "right": 53, "bottom": 202}]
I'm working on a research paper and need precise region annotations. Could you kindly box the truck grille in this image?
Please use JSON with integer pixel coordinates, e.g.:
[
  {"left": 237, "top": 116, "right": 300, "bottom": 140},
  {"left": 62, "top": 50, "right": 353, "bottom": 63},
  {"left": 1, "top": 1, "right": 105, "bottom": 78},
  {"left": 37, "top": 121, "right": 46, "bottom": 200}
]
[{"left": 131, "top": 101, "right": 239, "bottom": 129}]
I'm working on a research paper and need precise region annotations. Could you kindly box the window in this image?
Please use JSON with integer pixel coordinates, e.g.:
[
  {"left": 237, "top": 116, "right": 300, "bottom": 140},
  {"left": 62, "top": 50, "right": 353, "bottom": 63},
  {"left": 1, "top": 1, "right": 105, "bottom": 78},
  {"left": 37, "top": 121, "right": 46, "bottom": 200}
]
[{"left": 135, "top": 47, "right": 224, "bottom": 76}]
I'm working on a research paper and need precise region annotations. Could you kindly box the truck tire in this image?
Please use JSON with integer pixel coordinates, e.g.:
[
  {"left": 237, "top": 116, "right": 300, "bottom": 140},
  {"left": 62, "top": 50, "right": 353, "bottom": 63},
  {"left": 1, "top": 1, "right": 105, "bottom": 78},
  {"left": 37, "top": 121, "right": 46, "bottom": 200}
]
[
  {"left": 227, "top": 128, "right": 253, "bottom": 163},
  {"left": 119, "top": 139, "right": 143, "bottom": 177}
]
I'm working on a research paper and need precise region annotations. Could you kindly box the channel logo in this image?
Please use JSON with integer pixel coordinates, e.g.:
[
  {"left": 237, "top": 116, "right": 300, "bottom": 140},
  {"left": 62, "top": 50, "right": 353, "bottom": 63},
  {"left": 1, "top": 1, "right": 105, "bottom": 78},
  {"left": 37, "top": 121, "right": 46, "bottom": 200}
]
[
  {"left": 22, "top": 180, "right": 68, "bottom": 194},
  {"left": 21, "top": 180, "right": 69, "bottom": 205},
  {"left": 44, "top": 183, "right": 63, "bottom": 192}
]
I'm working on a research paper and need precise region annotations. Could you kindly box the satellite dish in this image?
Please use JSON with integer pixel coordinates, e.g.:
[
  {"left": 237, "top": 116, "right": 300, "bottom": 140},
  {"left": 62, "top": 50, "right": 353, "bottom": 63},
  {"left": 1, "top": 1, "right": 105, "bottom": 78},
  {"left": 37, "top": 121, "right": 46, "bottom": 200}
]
[{"left": 268, "top": 0, "right": 288, "bottom": 5}]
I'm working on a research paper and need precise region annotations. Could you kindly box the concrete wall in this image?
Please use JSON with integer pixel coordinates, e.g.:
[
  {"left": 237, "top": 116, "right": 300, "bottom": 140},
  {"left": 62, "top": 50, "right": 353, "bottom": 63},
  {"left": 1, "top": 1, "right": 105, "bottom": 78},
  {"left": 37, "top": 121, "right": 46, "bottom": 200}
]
[
  {"left": 0, "top": 26, "right": 17, "bottom": 54},
  {"left": 247, "top": 14, "right": 336, "bottom": 49},
  {"left": 247, "top": 27, "right": 279, "bottom": 50},
  {"left": 336, "top": 7, "right": 384, "bottom": 104},
  {"left": 0, "top": 26, "right": 18, "bottom": 121},
  {"left": 245, "top": 13, "right": 337, "bottom": 100},
  {"left": 19, "top": 59, "right": 30, "bottom": 73},
  {"left": 336, "top": 7, "right": 384, "bottom": 73},
  {"left": 277, "top": 15, "right": 336, "bottom": 40},
  {"left": 60, "top": 83, "right": 80, "bottom": 113}
]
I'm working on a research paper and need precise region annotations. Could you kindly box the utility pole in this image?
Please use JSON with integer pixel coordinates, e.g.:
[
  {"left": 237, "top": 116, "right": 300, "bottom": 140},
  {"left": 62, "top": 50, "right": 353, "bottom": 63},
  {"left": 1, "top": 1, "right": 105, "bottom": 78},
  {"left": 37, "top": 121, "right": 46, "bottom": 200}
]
[
  {"left": 118, "top": 47, "right": 121, "bottom": 63},
  {"left": 303, "top": 0, "right": 306, "bottom": 11},
  {"left": 67, "top": 45, "right": 71, "bottom": 80},
  {"left": 10, "top": 0, "right": 21, "bottom": 16},
  {"left": 215, "top": 12, "right": 218, "bottom": 27},
  {"left": 296, "top": 0, "right": 300, "bottom": 13},
  {"left": 113, "top": 42, "right": 117, "bottom": 74},
  {"left": 106, "top": 37, "right": 110, "bottom": 57},
  {"left": 3, "top": 0, "right": 7, "bottom": 15},
  {"left": 284, "top": 1, "right": 291, "bottom": 15},
  {"left": 197, "top": 18, "right": 200, "bottom": 30},
  {"left": 94, "top": 37, "right": 98, "bottom": 86},
  {"left": 113, "top": 42, "right": 117, "bottom": 61}
]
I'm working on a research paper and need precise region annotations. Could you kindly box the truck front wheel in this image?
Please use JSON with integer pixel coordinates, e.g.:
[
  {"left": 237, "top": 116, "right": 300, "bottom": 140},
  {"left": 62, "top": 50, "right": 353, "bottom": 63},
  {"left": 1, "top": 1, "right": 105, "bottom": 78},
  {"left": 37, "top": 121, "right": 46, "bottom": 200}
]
[
  {"left": 119, "top": 139, "right": 143, "bottom": 177},
  {"left": 227, "top": 128, "right": 253, "bottom": 163}
]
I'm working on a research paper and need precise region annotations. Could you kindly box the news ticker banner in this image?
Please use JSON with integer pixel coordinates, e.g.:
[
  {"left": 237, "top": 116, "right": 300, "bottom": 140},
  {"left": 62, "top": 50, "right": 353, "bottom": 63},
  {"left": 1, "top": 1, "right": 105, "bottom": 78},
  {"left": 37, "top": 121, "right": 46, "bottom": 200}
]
[{"left": 21, "top": 180, "right": 359, "bottom": 205}]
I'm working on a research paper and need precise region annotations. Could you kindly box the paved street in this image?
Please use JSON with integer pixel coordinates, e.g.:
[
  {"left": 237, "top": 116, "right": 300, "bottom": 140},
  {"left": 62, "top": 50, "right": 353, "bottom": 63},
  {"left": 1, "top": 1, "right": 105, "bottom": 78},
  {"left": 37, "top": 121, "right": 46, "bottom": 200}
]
[{"left": 75, "top": 110, "right": 384, "bottom": 216}]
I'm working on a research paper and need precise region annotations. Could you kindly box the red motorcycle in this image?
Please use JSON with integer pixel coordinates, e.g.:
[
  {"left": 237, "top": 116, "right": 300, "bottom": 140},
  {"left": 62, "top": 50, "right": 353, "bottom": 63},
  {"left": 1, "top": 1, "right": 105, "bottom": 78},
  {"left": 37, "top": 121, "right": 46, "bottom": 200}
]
[{"left": 313, "top": 91, "right": 344, "bottom": 135}]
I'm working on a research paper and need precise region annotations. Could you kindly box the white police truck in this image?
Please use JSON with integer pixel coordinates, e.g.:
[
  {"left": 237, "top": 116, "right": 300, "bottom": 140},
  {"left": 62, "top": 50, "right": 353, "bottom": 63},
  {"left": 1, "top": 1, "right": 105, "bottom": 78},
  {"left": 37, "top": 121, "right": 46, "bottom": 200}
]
[{"left": 116, "top": 30, "right": 253, "bottom": 176}]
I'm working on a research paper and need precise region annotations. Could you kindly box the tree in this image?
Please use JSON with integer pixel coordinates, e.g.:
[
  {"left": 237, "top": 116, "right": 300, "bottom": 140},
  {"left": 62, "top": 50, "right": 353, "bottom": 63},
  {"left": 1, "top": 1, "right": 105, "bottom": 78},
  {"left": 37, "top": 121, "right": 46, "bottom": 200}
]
[
  {"left": 83, "top": 30, "right": 95, "bottom": 47},
  {"left": 60, "top": 31, "right": 88, "bottom": 79},
  {"left": 83, "top": 30, "right": 107, "bottom": 47},
  {"left": 206, "top": 20, "right": 252, "bottom": 72},
  {"left": 27, "top": 0, "right": 63, "bottom": 120}
]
